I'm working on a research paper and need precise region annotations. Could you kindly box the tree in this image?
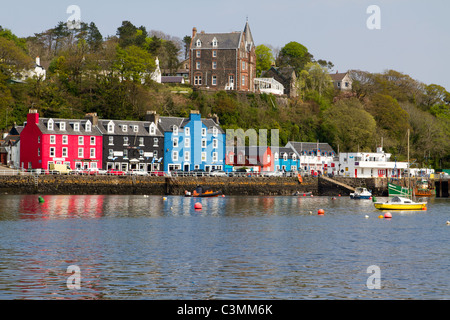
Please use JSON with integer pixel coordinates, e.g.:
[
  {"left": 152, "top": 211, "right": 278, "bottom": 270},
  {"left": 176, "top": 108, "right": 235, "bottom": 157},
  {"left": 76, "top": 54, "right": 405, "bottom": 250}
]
[
  {"left": 116, "top": 21, "right": 137, "bottom": 48},
  {"left": 322, "top": 98, "right": 377, "bottom": 152},
  {"left": 87, "top": 22, "right": 103, "bottom": 51},
  {"left": 182, "top": 35, "right": 191, "bottom": 60},
  {"left": 255, "top": 44, "right": 274, "bottom": 77},
  {"left": 276, "top": 41, "right": 313, "bottom": 74},
  {"left": 112, "top": 45, "right": 155, "bottom": 83}
]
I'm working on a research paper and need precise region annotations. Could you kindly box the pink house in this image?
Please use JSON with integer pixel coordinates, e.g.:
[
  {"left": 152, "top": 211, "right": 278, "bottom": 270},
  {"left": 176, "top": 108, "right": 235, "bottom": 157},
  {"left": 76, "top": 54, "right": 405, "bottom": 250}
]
[{"left": 20, "top": 109, "right": 103, "bottom": 170}]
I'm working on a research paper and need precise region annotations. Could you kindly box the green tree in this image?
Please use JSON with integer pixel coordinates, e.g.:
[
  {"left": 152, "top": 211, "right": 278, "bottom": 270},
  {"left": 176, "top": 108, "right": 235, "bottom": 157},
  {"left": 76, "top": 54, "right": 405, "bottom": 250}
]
[
  {"left": 112, "top": 45, "right": 155, "bottom": 83},
  {"left": 276, "top": 41, "right": 313, "bottom": 74},
  {"left": 116, "top": 21, "right": 137, "bottom": 48},
  {"left": 255, "top": 44, "right": 274, "bottom": 77}
]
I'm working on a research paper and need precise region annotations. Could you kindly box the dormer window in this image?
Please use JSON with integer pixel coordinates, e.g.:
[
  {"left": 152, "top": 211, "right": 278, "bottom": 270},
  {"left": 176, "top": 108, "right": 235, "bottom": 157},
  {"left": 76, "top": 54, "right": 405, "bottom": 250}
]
[
  {"left": 73, "top": 122, "right": 80, "bottom": 132},
  {"left": 47, "top": 119, "right": 54, "bottom": 131},
  {"left": 107, "top": 121, "right": 114, "bottom": 134},
  {"left": 212, "top": 37, "right": 218, "bottom": 48},
  {"left": 172, "top": 125, "right": 178, "bottom": 135},
  {"left": 85, "top": 120, "right": 92, "bottom": 132},
  {"left": 212, "top": 127, "right": 218, "bottom": 136},
  {"left": 133, "top": 125, "right": 138, "bottom": 133},
  {"left": 122, "top": 125, "right": 127, "bottom": 133},
  {"left": 60, "top": 122, "right": 66, "bottom": 131},
  {"left": 196, "top": 39, "right": 201, "bottom": 47},
  {"left": 149, "top": 124, "right": 156, "bottom": 135}
]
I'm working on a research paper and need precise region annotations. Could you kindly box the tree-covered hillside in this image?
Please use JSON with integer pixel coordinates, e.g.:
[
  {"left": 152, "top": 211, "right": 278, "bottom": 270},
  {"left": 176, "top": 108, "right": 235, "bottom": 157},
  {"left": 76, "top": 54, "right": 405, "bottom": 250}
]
[{"left": 1, "top": 22, "right": 449, "bottom": 168}]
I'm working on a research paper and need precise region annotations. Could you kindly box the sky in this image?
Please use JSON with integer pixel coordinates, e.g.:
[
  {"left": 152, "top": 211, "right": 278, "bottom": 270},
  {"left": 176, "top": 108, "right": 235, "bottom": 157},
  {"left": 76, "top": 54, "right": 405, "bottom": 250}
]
[{"left": 1, "top": 0, "right": 450, "bottom": 90}]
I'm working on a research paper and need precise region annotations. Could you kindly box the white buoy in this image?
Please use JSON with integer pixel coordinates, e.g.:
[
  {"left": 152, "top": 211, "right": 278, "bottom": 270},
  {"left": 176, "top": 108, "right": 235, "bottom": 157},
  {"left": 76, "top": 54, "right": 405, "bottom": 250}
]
[{"left": 365, "top": 215, "right": 369, "bottom": 219}]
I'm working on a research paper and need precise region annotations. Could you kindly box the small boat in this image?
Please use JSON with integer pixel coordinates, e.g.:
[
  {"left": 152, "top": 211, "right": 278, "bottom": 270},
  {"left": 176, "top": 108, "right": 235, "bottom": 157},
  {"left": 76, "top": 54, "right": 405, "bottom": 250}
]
[
  {"left": 350, "top": 187, "right": 372, "bottom": 199},
  {"left": 413, "top": 179, "right": 433, "bottom": 197},
  {"left": 185, "top": 186, "right": 222, "bottom": 198},
  {"left": 374, "top": 196, "right": 427, "bottom": 210},
  {"left": 292, "top": 191, "right": 312, "bottom": 196}
]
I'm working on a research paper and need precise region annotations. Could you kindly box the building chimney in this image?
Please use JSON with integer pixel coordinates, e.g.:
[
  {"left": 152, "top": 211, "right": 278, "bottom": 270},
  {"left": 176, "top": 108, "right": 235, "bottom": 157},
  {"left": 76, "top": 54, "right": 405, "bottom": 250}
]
[
  {"left": 85, "top": 113, "right": 98, "bottom": 125},
  {"left": 209, "top": 113, "right": 220, "bottom": 124},
  {"left": 27, "top": 109, "right": 39, "bottom": 124},
  {"left": 192, "top": 27, "right": 197, "bottom": 39},
  {"left": 145, "top": 110, "right": 160, "bottom": 124}
]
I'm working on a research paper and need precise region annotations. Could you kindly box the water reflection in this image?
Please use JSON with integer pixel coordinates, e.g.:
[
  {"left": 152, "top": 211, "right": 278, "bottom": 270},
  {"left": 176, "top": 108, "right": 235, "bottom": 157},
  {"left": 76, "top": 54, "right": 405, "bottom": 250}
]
[{"left": 0, "top": 194, "right": 449, "bottom": 299}]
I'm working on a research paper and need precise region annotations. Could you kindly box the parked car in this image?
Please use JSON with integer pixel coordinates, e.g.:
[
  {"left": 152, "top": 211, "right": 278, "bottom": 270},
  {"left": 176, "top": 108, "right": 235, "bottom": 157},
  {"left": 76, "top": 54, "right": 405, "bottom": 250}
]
[
  {"left": 149, "top": 171, "right": 164, "bottom": 176},
  {"left": 263, "top": 171, "right": 283, "bottom": 177},
  {"left": 209, "top": 170, "right": 227, "bottom": 176},
  {"left": 130, "top": 169, "right": 148, "bottom": 176},
  {"left": 107, "top": 169, "right": 125, "bottom": 176}
]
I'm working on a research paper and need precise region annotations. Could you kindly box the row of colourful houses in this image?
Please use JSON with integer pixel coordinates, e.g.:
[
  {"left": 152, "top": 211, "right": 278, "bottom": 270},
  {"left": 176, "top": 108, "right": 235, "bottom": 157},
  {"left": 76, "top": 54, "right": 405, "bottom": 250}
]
[
  {"left": 9, "top": 109, "right": 339, "bottom": 175},
  {"left": 3, "top": 109, "right": 412, "bottom": 178}
]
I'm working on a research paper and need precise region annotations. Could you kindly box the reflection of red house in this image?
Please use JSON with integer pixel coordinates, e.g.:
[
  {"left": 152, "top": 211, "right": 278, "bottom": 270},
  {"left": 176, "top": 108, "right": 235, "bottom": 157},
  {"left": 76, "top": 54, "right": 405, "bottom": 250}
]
[
  {"left": 20, "top": 109, "right": 103, "bottom": 170},
  {"left": 225, "top": 146, "right": 274, "bottom": 172}
]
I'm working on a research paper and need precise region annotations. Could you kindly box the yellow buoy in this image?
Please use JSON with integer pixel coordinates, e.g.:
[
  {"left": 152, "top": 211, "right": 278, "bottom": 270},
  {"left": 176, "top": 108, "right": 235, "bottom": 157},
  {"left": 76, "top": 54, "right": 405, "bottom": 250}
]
[{"left": 378, "top": 215, "right": 384, "bottom": 219}]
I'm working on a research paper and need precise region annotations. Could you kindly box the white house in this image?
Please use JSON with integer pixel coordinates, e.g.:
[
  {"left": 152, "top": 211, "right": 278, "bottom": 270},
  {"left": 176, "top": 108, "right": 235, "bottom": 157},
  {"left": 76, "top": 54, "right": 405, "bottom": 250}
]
[
  {"left": 14, "top": 57, "right": 46, "bottom": 82},
  {"left": 330, "top": 71, "right": 352, "bottom": 91},
  {"left": 332, "top": 147, "right": 408, "bottom": 178}
]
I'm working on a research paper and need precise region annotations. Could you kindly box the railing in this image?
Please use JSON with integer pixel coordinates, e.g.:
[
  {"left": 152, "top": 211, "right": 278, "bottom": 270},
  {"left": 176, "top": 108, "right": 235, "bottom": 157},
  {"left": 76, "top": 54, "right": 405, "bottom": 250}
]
[{"left": 0, "top": 169, "right": 307, "bottom": 178}]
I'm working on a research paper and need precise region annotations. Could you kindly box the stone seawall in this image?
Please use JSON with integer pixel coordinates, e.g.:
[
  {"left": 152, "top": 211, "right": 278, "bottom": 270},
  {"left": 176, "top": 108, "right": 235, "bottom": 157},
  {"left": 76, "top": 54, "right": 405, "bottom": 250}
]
[{"left": 0, "top": 175, "right": 392, "bottom": 196}]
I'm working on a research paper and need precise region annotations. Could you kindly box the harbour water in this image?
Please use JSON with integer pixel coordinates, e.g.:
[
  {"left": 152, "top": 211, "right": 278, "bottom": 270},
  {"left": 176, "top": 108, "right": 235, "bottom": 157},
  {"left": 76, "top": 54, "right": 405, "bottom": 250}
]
[{"left": 0, "top": 194, "right": 449, "bottom": 300}]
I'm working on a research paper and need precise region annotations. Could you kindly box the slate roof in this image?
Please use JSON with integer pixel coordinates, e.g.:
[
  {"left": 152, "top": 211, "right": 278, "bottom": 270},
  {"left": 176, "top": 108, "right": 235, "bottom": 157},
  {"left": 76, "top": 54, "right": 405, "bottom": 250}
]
[
  {"left": 193, "top": 32, "right": 242, "bottom": 50},
  {"left": 329, "top": 72, "right": 349, "bottom": 81},
  {"left": 286, "top": 141, "right": 335, "bottom": 155},
  {"left": 158, "top": 116, "right": 224, "bottom": 133},
  {"left": 37, "top": 118, "right": 102, "bottom": 136},
  {"left": 97, "top": 119, "right": 163, "bottom": 137}
]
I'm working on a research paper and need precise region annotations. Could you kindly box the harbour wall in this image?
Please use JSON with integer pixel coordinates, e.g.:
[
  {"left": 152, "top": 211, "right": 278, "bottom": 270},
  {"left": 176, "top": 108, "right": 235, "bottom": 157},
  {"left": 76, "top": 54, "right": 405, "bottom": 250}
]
[{"left": 0, "top": 175, "right": 399, "bottom": 196}]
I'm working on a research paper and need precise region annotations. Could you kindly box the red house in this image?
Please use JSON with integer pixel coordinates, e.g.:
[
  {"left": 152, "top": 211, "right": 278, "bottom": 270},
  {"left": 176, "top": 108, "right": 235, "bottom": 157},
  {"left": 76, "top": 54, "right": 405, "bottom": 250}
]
[
  {"left": 20, "top": 109, "right": 103, "bottom": 170},
  {"left": 225, "top": 146, "right": 274, "bottom": 172}
]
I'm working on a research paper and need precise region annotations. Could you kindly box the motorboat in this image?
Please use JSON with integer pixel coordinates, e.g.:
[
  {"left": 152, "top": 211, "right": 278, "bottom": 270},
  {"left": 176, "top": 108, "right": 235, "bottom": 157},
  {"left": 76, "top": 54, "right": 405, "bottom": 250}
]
[
  {"left": 350, "top": 187, "right": 372, "bottom": 199},
  {"left": 374, "top": 196, "right": 427, "bottom": 210},
  {"left": 185, "top": 186, "right": 223, "bottom": 197}
]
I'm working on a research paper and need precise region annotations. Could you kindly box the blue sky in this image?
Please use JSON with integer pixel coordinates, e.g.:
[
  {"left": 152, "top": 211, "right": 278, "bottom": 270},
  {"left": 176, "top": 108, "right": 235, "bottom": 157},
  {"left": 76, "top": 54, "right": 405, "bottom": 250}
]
[{"left": 2, "top": 0, "right": 450, "bottom": 90}]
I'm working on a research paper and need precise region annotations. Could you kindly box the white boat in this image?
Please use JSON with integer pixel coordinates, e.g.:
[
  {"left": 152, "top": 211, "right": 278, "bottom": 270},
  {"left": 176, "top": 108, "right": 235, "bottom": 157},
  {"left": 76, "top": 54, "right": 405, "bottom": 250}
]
[{"left": 350, "top": 187, "right": 372, "bottom": 199}]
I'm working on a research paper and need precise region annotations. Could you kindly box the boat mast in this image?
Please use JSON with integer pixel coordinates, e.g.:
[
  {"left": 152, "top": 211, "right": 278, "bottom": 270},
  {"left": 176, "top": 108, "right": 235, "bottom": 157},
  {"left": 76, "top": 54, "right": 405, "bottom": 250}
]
[{"left": 407, "top": 129, "right": 411, "bottom": 198}]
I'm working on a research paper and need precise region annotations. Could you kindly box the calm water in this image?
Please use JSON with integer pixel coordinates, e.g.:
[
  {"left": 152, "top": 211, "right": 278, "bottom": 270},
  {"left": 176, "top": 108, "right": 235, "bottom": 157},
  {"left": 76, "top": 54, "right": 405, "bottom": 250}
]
[{"left": 0, "top": 193, "right": 449, "bottom": 300}]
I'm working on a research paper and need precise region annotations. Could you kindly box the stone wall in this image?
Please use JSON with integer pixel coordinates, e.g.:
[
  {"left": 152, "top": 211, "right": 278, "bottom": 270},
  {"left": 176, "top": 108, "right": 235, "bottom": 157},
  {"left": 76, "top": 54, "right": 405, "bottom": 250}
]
[{"left": 0, "top": 175, "right": 392, "bottom": 196}]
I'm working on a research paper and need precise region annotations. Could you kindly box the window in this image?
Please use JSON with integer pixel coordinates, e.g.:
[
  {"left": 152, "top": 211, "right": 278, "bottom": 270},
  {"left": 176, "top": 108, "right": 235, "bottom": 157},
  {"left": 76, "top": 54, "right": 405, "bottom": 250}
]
[
  {"left": 212, "top": 127, "right": 218, "bottom": 136},
  {"left": 38, "top": 136, "right": 40, "bottom": 144},
  {"left": 184, "top": 151, "right": 190, "bottom": 161},
  {"left": 173, "top": 126, "right": 178, "bottom": 135},
  {"left": 201, "top": 152, "right": 207, "bottom": 162},
  {"left": 133, "top": 125, "right": 138, "bottom": 133},
  {"left": 196, "top": 50, "right": 201, "bottom": 58},
  {"left": 139, "top": 137, "right": 144, "bottom": 146},
  {"left": 107, "top": 122, "right": 114, "bottom": 133},
  {"left": 212, "top": 50, "right": 217, "bottom": 57},
  {"left": 123, "top": 137, "right": 129, "bottom": 145},
  {"left": 62, "top": 135, "right": 68, "bottom": 144},
  {"left": 139, "top": 150, "right": 144, "bottom": 157},
  {"left": 60, "top": 122, "right": 66, "bottom": 131},
  {"left": 90, "top": 148, "right": 95, "bottom": 158},
  {"left": 78, "top": 136, "right": 84, "bottom": 145},
  {"left": 37, "top": 148, "right": 40, "bottom": 156},
  {"left": 194, "top": 75, "right": 202, "bottom": 85},
  {"left": 274, "top": 152, "right": 279, "bottom": 161},
  {"left": 212, "top": 37, "right": 218, "bottom": 47},
  {"left": 123, "top": 149, "right": 128, "bottom": 158},
  {"left": 122, "top": 125, "right": 127, "bottom": 132},
  {"left": 172, "top": 151, "right": 178, "bottom": 161},
  {"left": 283, "top": 153, "right": 288, "bottom": 161},
  {"left": 196, "top": 39, "right": 201, "bottom": 47},
  {"left": 73, "top": 122, "right": 80, "bottom": 131},
  {"left": 50, "top": 135, "right": 56, "bottom": 144},
  {"left": 201, "top": 138, "right": 206, "bottom": 148},
  {"left": 91, "top": 162, "right": 97, "bottom": 169},
  {"left": 85, "top": 121, "right": 91, "bottom": 132},
  {"left": 90, "top": 136, "right": 95, "bottom": 145},
  {"left": 108, "top": 149, "right": 113, "bottom": 158},
  {"left": 213, "top": 139, "right": 218, "bottom": 149},
  {"left": 202, "top": 128, "right": 206, "bottom": 136},
  {"left": 150, "top": 124, "right": 156, "bottom": 135},
  {"left": 196, "top": 62, "right": 201, "bottom": 70},
  {"left": 242, "top": 75, "right": 246, "bottom": 86},
  {"left": 242, "top": 61, "right": 246, "bottom": 70},
  {"left": 109, "top": 136, "right": 114, "bottom": 145},
  {"left": 212, "top": 61, "right": 217, "bottom": 69},
  {"left": 78, "top": 148, "right": 83, "bottom": 158},
  {"left": 173, "top": 137, "right": 178, "bottom": 148},
  {"left": 212, "top": 75, "right": 217, "bottom": 85},
  {"left": 47, "top": 119, "right": 54, "bottom": 131},
  {"left": 229, "top": 154, "right": 233, "bottom": 162},
  {"left": 185, "top": 137, "right": 190, "bottom": 148},
  {"left": 185, "top": 127, "right": 190, "bottom": 136},
  {"left": 153, "top": 138, "right": 159, "bottom": 147},
  {"left": 62, "top": 147, "right": 68, "bottom": 157},
  {"left": 212, "top": 152, "right": 218, "bottom": 162},
  {"left": 153, "top": 150, "right": 158, "bottom": 158}
]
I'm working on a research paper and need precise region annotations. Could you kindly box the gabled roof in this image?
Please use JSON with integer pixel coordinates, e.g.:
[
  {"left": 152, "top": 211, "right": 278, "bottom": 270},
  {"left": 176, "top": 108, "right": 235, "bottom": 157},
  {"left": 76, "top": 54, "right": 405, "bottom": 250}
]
[
  {"left": 97, "top": 119, "right": 163, "bottom": 137},
  {"left": 329, "top": 72, "right": 350, "bottom": 81},
  {"left": 286, "top": 141, "right": 335, "bottom": 155},
  {"left": 193, "top": 32, "right": 242, "bottom": 50},
  {"left": 37, "top": 118, "right": 102, "bottom": 136},
  {"left": 158, "top": 116, "right": 224, "bottom": 133}
]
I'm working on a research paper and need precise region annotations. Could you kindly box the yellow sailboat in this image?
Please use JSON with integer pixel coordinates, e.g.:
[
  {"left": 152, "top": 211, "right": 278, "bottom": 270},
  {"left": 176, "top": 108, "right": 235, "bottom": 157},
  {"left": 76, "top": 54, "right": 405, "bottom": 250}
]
[{"left": 374, "top": 196, "right": 427, "bottom": 210}]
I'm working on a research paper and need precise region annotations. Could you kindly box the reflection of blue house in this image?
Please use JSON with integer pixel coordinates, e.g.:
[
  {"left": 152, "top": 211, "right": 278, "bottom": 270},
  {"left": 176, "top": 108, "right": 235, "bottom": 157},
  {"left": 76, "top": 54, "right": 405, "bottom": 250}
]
[{"left": 158, "top": 110, "right": 225, "bottom": 172}]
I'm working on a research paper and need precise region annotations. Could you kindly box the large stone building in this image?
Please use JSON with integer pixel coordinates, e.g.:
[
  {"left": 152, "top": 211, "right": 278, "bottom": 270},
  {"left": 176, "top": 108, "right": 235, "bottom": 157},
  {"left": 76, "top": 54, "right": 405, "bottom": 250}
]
[{"left": 189, "top": 21, "right": 256, "bottom": 92}]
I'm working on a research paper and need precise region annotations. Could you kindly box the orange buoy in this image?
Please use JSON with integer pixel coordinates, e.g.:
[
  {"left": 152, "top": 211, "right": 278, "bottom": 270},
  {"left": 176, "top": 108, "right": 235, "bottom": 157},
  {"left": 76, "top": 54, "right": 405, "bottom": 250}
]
[
  {"left": 422, "top": 207, "right": 427, "bottom": 211},
  {"left": 194, "top": 202, "right": 202, "bottom": 210},
  {"left": 384, "top": 212, "right": 392, "bottom": 219},
  {"left": 318, "top": 209, "right": 325, "bottom": 215}
]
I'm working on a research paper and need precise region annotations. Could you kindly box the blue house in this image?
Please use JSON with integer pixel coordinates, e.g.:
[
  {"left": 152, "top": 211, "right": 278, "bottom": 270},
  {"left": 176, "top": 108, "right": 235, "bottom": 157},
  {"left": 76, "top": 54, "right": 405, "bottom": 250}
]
[
  {"left": 274, "top": 147, "right": 299, "bottom": 172},
  {"left": 158, "top": 110, "right": 225, "bottom": 172}
]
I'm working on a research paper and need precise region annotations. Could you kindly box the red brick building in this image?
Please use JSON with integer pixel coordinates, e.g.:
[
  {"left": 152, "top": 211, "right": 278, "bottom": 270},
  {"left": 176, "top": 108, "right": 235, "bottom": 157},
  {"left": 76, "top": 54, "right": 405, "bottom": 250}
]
[{"left": 190, "top": 21, "right": 256, "bottom": 92}]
